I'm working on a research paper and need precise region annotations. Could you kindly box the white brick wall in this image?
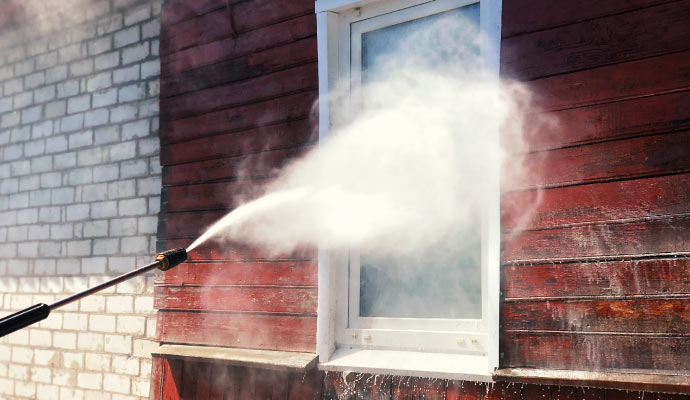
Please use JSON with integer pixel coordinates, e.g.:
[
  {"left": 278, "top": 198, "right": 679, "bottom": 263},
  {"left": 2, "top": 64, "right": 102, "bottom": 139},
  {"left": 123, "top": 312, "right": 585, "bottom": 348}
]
[{"left": 0, "top": 1, "right": 161, "bottom": 399}]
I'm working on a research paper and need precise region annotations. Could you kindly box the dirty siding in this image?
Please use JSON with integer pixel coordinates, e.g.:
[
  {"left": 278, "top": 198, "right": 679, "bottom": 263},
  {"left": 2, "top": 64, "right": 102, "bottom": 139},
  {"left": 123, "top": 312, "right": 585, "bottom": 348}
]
[{"left": 153, "top": 0, "right": 690, "bottom": 397}]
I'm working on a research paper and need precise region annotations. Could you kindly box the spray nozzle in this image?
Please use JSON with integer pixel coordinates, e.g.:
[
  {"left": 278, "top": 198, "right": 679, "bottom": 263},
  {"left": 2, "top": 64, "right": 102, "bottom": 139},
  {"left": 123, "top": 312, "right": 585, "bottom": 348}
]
[{"left": 155, "top": 248, "right": 188, "bottom": 271}]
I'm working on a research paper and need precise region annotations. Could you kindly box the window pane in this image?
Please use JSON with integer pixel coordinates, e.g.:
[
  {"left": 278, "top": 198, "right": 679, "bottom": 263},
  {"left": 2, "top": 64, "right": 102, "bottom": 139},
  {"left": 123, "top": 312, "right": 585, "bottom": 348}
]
[
  {"left": 359, "top": 4, "right": 482, "bottom": 319},
  {"left": 362, "top": 3, "right": 480, "bottom": 84}
]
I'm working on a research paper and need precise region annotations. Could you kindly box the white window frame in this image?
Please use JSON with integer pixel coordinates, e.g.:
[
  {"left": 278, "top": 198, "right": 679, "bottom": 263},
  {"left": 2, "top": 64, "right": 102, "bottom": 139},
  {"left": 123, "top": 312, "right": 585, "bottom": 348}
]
[{"left": 315, "top": 0, "right": 502, "bottom": 381}]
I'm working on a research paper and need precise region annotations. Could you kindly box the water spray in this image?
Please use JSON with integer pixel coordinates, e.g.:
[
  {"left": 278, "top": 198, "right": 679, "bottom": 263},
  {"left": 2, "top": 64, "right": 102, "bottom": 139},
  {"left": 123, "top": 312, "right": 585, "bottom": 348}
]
[{"left": 0, "top": 248, "right": 187, "bottom": 338}]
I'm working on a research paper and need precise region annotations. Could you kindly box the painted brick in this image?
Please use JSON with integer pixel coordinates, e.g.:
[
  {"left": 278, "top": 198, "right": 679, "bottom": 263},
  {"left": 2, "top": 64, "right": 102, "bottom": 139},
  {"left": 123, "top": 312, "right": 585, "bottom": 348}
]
[
  {"left": 87, "top": 315, "right": 116, "bottom": 339},
  {"left": 118, "top": 83, "right": 146, "bottom": 103},
  {"left": 93, "top": 238, "right": 119, "bottom": 255},
  {"left": 121, "top": 159, "right": 147, "bottom": 178},
  {"left": 83, "top": 183, "right": 109, "bottom": 202},
  {"left": 78, "top": 147, "right": 106, "bottom": 166},
  {"left": 120, "top": 236, "right": 148, "bottom": 254},
  {"left": 114, "top": 26, "right": 140, "bottom": 48},
  {"left": 109, "top": 141, "right": 136, "bottom": 161},
  {"left": 105, "top": 335, "right": 132, "bottom": 355},
  {"left": 45, "top": 65, "right": 68, "bottom": 84},
  {"left": 96, "top": 51, "right": 121, "bottom": 71},
  {"left": 66, "top": 204, "right": 90, "bottom": 221},
  {"left": 93, "top": 88, "right": 118, "bottom": 107},
  {"left": 24, "top": 72, "right": 46, "bottom": 89},
  {"left": 70, "top": 59, "right": 95, "bottom": 77},
  {"left": 93, "top": 163, "right": 119, "bottom": 182},
  {"left": 77, "top": 332, "right": 104, "bottom": 351},
  {"left": 31, "top": 155, "right": 53, "bottom": 173},
  {"left": 67, "top": 240, "right": 91, "bottom": 256},
  {"left": 45, "top": 100, "right": 66, "bottom": 118},
  {"left": 4, "top": 78, "right": 23, "bottom": 95},
  {"left": 87, "top": 71, "right": 112, "bottom": 91},
  {"left": 54, "top": 152, "right": 77, "bottom": 169},
  {"left": 80, "top": 257, "right": 107, "bottom": 274},
  {"left": 89, "top": 37, "right": 113, "bottom": 56},
  {"left": 118, "top": 198, "right": 146, "bottom": 216},
  {"left": 28, "top": 225, "right": 51, "bottom": 240},
  {"left": 84, "top": 108, "right": 110, "bottom": 127},
  {"left": 68, "top": 94, "right": 91, "bottom": 114},
  {"left": 15, "top": 381, "right": 36, "bottom": 397},
  {"left": 142, "top": 20, "right": 160, "bottom": 40},
  {"left": 84, "top": 220, "right": 108, "bottom": 237},
  {"left": 103, "top": 372, "right": 130, "bottom": 394},
  {"left": 113, "top": 64, "right": 139, "bottom": 84},
  {"left": 38, "top": 241, "right": 61, "bottom": 257},
  {"left": 46, "top": 135, "right": 68, "bottom": 153},
  {"left": 21, "top": 105, "right": 42, "bottom": 124},
  {"left": 115, "top": 316, "right": 145, "bottom": 336},
  {"left": 91, "top": 201, "right": 118, "bottom": 218},
  {"left": 53, "top": 332, "right": 77, "bottom": 350},
  {"left": 34, "top": 259, "right": 56, "bottom": 274},
  {"left": 14, "top": 92, "right": 34, "bottom": 109},
  {"left": 36, "top": 384, "right": 59, "bottom": 398},
  {"left": 108, "top": 256, "right": 136, "bottom": 273},
  {"left": 95, "top": 125, "right": 120, "bottom": 144},
  {"left": 57, "top": 259, "right": 81, "bottom": 275},
  {"left": 57, "top": 80, "right": 80, "bottom": 98},
  {"left": 32, "top": 120, "right": 54, "bottom": 138},
  {"left": 137, "top": 176, "right": 159, "bottom": 196},
  {"left": 51, "top": 187, "right": 75, "bottom": 204},
  {"left": 122, "top": 42, "right": 149, "bottom": 64},
  {"left": 78, "top": 371, "right": 103, "bottom": 390},
  {"left": 140, "top": 59, "right": 159, "bottom": 79},
  {"left": 61, "top": 113, "right": 85, "bottom": 133},
  {"left": 34, "top": 85, "right": 57, "bottom": 103}
]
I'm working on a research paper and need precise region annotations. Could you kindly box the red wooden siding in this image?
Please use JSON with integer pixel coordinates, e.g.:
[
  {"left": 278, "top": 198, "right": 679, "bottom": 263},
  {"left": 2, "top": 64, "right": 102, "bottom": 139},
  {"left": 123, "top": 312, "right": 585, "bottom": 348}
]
[
  {"left": 156, "top": 0, "right": 318, "bottom": 359},
  {"left": 155, "top": 0, "right": 690, "bottom": 397},
  {"left": 500, "top": 0, "right": 690, "bottom": 376},
  {"left": 152, "top": 359, "right": 689, "bottom": 400}
]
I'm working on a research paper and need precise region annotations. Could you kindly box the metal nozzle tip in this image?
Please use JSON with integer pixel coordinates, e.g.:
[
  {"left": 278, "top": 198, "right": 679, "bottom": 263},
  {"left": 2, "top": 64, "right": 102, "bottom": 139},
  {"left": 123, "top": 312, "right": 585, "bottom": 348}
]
[{"left": 156, "top": 248, "right": 187, "bottom": 271}]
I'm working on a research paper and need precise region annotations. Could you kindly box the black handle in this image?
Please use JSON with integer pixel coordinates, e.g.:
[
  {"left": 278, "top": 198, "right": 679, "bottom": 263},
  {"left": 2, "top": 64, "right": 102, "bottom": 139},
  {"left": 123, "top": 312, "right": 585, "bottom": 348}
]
[{"left": 0, "top": 303, "right": 51, "bottom": 338}]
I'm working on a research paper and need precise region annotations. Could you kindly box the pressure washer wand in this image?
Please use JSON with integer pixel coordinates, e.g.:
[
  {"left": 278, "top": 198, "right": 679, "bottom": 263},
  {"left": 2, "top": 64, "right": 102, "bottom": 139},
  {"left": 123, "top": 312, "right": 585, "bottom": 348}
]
[{"left": 0, "top": 248, "right": 187, "bottom": 338}]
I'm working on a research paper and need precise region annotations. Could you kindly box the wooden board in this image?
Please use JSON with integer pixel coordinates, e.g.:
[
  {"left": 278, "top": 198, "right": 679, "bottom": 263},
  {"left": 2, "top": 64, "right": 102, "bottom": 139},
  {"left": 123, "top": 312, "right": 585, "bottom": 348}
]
[
  {"left": 501, "top": 1, "right": 690, "bottom": 80},
  {"left": 155, "top": 286, "right": 318, "bottom": 314},
  {"left": 161, "top": 37, "right": 317, "bottom": 98},
  {"left": 161, "top": 14, "right": 316, "bottom": 75},
  {"left": 502, "top": 215, "right": 690, "bottom": 263},
  {"left": 525, "top": 50, "right": 690, "bottom": 112},
  {"left": 501, "top": 333, "right": 690, "bottom": 371},
  {"left": 157, "top": 310, "right": 316, "bottom": 352},
  {"left": 160, "top": 62, "right": 318, "bottom": 121},
  {"left": 508, "top": 131, "right": 690, "bottom": 191},
  {"left": 156, "top": 260, "right": 317, "bottom": 287},
  {"left": 161, "top": 0, "right": 314, "bottom": 55},
  {"left": 519, "top": 90, "right": 690, "bottom": 153},
  {"left": 162, "top": 146, "right": 314, "bottom": 186},
  {"left": 502, "top": 174, "right": 690, "bottom": 231},
  {"left": 160, "top": 95, "right": 316, "bottom": 145},
  {"left": 503, "top": 258, "right": 690, "bottom": 299},
  {"left": 501, "top": 0, "right": 674, "bottom": 38},
  {"left": 161, "top": 0, "right": 226, "bottom": 27},
  {"left": 502, "top": 298, "right": 690, "bottom": 333},
  {"left": 158, "top": 238, "right": 316, "bottom": 262}
]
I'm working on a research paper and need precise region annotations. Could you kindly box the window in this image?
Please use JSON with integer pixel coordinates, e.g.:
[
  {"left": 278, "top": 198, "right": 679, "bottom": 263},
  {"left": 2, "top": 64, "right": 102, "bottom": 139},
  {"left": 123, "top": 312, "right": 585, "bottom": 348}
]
[{"left": 316, "top": 0, "right": 501, "bottom": 380}]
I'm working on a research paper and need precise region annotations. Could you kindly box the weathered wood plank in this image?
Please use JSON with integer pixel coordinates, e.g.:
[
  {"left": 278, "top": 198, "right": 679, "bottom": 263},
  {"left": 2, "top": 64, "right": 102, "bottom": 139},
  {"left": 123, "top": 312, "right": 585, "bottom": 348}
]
[
  {"left": 445, "top": 380, "right": 484, "bottom": 400},
  {"left": 161, "top": 0, "right": 226, "bottom": 27},
  {"left": 501, "top": 1, "right": 690, "bottom": 80},
  {"left": 161, "top": 37, "right": 317, "bottom": 98},
  {"left": 503, "top": 258, "right": 690, "bottom": 299},
  {"left": 161, "top": 14, "right": 316, "bottom": 75},
  {"left": 160, "top": 94, "right": 316, "bottom": 145},
  {"left": 155, "top": 286, "right": 318, "bottom": 314},
  {"left": 519, "top": 90, "right": 690, "bottom": 153},
  {"left": 161, "top": 111, "right": 316, "bottom": 164},
  {"left": 501, "top": 333, "right": 690, "bottom": 370},
  {"left": 502, "top": 215, "right": 690, "bottom": 263},
  {"left": 287, "top": 369, "right": 323, "bottom": 400},
  {"left": 161, "top": 0, "right": 314, "bottom": 56},
  {"left": 157, "top": 311, "right": 316, "bottom": 352},
  {"left": 502, "top": 174, "right": 690, "bottom": 231},
  {"left": 163, "top": 180, "right": 264, "bottom": 212},
  {"left": 158, "top": 238, "right": 316, "bottom": 262},
  {"left": 162, "top": 146, "right": 314, "bottom": 186},
  {"left": 159, "top": 209, "right": 227, "bottom": 239},
  {"left": 502, "top": 298, "right": 690, "bottom": 333},
  {"left": 161, "top": 62, "right": 318, "bottom": 121},
  {"left": 501, "top": 0, "right": 674, "bottom": 38},
  {"left": 156, "top": 260, "right": 317, "bottom": 287},
  {"left": 509, "top": 131, "right": 690, "bottom": 191},
  {"left": 523, "top": 50, "right": 690, "bottom": 112}
]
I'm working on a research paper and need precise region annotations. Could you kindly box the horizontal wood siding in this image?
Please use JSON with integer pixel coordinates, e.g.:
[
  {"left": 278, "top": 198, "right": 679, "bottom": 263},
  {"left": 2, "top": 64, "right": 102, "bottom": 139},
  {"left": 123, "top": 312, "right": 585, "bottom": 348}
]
[
  {"left": 500, "top": 0, "right": 690, "bottom": 376},
  {"left": 151, "top": 361, "right": 690, "bottom": 400},
  {"left": 156, "top": 0, "right": 318, "bottom": 364}
]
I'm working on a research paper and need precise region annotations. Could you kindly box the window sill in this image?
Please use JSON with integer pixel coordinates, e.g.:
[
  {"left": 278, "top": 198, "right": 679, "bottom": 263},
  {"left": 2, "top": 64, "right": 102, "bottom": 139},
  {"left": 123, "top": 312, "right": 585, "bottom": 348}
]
[
  {"left": 494, "top": 368, "right": 690, "bottom": 395},
  {"left": 319, "top": 348, "right": 493, "bottom": 381},
  {"left": 152, "top": 344, "right": 318, "bottom": 372}
]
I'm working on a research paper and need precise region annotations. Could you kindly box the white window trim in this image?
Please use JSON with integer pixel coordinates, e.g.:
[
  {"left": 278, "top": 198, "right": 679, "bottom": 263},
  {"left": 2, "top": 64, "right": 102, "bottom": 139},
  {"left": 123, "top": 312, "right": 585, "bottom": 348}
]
[{"left": 315, "top": 0, "right": 502, "bottom": 380}]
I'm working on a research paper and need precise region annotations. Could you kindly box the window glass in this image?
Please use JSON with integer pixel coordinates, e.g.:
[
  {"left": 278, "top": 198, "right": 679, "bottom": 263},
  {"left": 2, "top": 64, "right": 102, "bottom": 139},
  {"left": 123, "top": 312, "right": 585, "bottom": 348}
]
[{"left": 358, "top": 4, "right": 482, "bottom": 319}]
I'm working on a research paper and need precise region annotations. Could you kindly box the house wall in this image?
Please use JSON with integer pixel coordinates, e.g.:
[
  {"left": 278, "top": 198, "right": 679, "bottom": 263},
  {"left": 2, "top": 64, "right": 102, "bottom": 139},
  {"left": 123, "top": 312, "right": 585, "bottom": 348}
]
[
  {"left": 0, "top": 0, "right": 162, "bottom": 398},
  {"left": 154, "top": 0, "right": 690, "bottom": 398},
  {"left": 499, "top": 0, "right": 690, "bottom": 372}
]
